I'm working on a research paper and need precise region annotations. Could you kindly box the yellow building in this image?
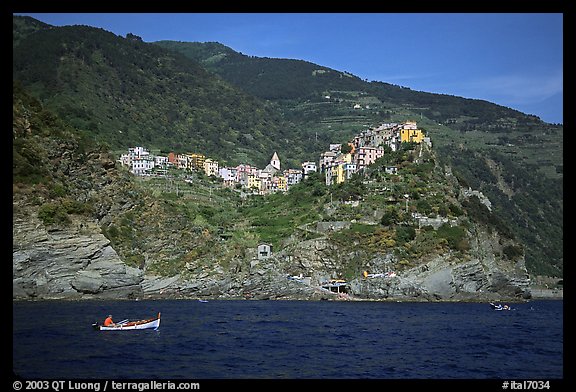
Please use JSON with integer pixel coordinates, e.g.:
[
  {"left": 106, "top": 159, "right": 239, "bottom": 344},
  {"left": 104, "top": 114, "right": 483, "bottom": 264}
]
[
  {"left": 328, "top": 163, "right": 346, "bottom": 185},
  {"left": 182, "top": 153, "right": 206, "bottom": 171},
  {"left": 276, "top": 176, "right": 287, "bottom": 192},
  {"left": 332, "top": 153, "right": 353, "bottom": 184},
  {"left": 247, "top": 173, "right": 260, "bottom": 190},
  {"left": 340, "top": 152, "right": 353, "bottom": 163},
  {"left": 338, "top": 163, "right": 348, "bottom": 184},
  {"left": 400, "top": 128, "right": 425, "bottom": 143}
]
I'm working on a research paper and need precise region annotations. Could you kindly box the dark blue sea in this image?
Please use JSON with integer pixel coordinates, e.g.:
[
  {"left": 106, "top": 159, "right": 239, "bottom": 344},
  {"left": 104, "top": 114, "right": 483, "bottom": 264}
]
[{"left": 13, "top": 300, "right": 563, "bottom": 380}]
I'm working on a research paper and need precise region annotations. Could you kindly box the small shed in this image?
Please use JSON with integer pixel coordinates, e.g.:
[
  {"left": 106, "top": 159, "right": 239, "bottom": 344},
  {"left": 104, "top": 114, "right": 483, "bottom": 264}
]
[
  {"left": 321, "top": 279, "right": 349, "bottom": 294},
  {"left": 257, "top": 243, "right": 272, "bottom": 260}
]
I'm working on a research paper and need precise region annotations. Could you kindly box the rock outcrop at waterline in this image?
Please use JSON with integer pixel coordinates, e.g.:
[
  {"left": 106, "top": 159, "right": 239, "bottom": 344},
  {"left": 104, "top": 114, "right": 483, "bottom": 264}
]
[
  {"left": 13, "top": 214, "right": 143, "bottom": 300},
  {"left": 265, "top": 229, "right": 532, "bottom": 301},
  {"left": 13, "top": 210, "right": 531, "bottom": 301}
]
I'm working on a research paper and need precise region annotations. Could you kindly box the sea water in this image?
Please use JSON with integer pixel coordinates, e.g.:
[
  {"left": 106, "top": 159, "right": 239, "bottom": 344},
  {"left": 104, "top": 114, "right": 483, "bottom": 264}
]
[{"left": 13, "top": 299, "right": 563, "bottom": 379}]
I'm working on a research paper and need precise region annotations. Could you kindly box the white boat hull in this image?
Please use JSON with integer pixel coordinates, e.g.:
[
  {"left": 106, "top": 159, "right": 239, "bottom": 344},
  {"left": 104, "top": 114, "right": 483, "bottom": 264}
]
[{"left": 94, "top": 313, "right": 160, "bottom": 331}]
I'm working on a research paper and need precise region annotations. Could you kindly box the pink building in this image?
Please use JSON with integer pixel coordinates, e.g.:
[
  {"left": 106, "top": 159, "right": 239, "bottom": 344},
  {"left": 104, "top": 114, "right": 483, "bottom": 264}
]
[{"left": 354, "top": 146, "right": 385, "bottom": 171}]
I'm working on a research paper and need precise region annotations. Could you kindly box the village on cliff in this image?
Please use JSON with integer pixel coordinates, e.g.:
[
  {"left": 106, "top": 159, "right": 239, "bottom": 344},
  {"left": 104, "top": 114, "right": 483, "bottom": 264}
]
[{"left": 119, "top": 121, "right": 431, "bottom": 193}]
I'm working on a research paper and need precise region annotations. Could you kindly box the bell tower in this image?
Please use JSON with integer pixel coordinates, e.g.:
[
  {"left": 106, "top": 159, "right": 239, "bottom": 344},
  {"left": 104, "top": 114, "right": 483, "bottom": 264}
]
[{"left": 270, "top": 152, "right": 280, "bottom": 171}]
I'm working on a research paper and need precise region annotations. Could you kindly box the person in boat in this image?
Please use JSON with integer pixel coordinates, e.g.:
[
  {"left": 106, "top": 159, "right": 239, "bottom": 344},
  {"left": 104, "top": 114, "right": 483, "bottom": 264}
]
[{"left": 104, "top": 315, "right": 115, "bottom": 327}]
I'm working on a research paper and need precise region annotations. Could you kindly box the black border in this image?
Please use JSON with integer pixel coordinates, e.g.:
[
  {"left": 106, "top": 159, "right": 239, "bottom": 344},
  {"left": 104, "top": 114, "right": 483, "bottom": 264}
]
[{"left": 9, "top": 1, "right": 571, "bottom": 389}]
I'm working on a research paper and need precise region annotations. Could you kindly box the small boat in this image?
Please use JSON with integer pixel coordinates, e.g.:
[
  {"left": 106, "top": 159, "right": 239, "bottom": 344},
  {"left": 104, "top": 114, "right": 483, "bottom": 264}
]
[
  {"left": 490, "top": 303, "right": 511, "bottom": 311},
  {"left": 93, "top": 313, "right": 161, "bottom": 331}
]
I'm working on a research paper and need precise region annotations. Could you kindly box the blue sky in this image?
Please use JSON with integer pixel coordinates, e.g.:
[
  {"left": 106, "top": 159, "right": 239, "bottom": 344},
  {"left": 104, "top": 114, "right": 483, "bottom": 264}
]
[{"left": 16, "top": 13, "right": 563, "bottom": 124}]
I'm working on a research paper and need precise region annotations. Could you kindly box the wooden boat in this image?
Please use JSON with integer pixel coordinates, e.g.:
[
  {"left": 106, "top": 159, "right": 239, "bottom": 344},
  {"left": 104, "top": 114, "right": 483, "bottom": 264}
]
[{"left": 93, "top": 313, "right": 161, "bottom": 331}]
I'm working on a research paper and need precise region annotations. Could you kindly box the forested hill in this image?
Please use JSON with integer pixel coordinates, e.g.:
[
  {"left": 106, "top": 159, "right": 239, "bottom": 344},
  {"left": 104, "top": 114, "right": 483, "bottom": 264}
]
[
  {"left": 154, "top": 41, "right": 373, "bottom": 100},
  {"left": 12, "top": 16, "right": 308, "bottom": 168},
  {"left": 154, "top": 40, "right": 546, "bottom": 128}
]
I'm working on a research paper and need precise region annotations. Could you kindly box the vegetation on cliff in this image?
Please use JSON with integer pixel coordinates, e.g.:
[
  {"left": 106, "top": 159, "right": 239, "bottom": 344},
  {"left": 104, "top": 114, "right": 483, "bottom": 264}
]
[{"left": 156, "top": 39, "right": 563, "bottom": 277}]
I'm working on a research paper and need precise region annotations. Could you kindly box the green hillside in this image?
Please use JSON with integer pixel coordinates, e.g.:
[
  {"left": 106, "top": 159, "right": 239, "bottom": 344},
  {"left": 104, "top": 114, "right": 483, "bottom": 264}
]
[
  {"left": 156, "top": 41, "right": 563, "bottom": 277},
  {"left": 12, "top": 17, "right": 562, "bottom": 277},
  {"left": 12, "top": 18, "right": 312, "bottom": 168}
]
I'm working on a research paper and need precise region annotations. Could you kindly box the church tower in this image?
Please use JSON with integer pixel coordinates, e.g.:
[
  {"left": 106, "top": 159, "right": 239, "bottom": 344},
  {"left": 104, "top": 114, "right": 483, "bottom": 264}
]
[{"left": 270, "top": 152, "right": 280, "bottom": 171}]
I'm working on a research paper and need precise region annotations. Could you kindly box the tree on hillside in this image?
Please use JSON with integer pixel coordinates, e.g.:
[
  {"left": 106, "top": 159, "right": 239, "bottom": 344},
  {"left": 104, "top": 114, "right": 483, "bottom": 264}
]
[{"left": 340, "top": 143, "right": 353, "bottom": 154}]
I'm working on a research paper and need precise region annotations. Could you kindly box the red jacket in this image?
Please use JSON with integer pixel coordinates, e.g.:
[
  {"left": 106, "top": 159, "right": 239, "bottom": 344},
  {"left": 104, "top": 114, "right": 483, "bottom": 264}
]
[{"left": 104, "top": 317, "right": 114, "bottom": 326}]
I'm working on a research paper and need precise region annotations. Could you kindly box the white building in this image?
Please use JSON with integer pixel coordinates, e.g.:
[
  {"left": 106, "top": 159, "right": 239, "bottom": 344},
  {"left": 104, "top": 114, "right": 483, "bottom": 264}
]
[
  {"left": 177, "top": 155, "right": 189, "bottom": 170},
  {"left": 401, "top": 121, "right": 418, "bottom": 130},
  {"left": 270, "top": 152, "right": 281, "bottom": 171},
  {"left": 257, "top": 243, "right": 272, "bottom": 260},
  {"left": 130, "top": 146, "right": 149, "bottom": 157},
  {"left": 329, "top": 144, "right": 342, "bottom": 152},
  {"left": 219, "top": 167, "right": 238, "bottom": 187},
  {"left": 259, "top": 170, "right": 273, "bottom": 193},
  {"left": 302, "top": 161, "right": 317, "bottom": 178},
  {"left": 203, "top": 158, "right": 219, "bottom": 177},
  {"left": 343, "top": 162, "right": 357, "bottom": 180},
  {"left": 119, "top": 146, "right": 167, "bottom": 176},
  {"left": 131, "top": 156, "right": 155, "bottom": 175},
  {"left": 320, "top": 150, "right": 337, "bottom": 172},
  {"left": 154, "top": 156, "right": 168, "bottom": 167},
  {"left": 385, "top": 166, "right": 398, "bottom": 175},
  {"left": 284, "top": 169, "right": 303, "bottom": 187}
]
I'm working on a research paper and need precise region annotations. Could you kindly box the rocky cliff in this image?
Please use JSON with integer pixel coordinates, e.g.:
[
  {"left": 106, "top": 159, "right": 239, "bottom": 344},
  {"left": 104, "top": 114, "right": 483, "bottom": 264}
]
[
  {"left": 13, "top": 212, "right": 143, "bottom": 299},
  {"left": 12, "top": 82, "right": 535, "bottom": 302},
  {"left": 13, "top": 207, "right": 532, "bottom": 301}
]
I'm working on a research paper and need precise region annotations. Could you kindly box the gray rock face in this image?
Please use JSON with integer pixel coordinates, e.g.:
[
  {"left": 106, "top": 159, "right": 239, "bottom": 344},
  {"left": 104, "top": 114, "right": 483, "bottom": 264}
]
[
  {"left": 345, "top": 229, "right": 531, "bottom": 301},
  {"left": 13, "top": 213, "right": 143, "bottom": 300},
  {"left": 13, "top": 204, "right": 531, "bottom": 302},
  {"left": 71, "top": 270, "right": 104, "bottom": 294},
  {"left": 271, "top": 222, "right": 531, "bottom": 301}
]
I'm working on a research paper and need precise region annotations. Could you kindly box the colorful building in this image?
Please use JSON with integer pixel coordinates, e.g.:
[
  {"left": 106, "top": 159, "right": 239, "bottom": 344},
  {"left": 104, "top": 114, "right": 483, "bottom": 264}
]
[
  {"left": 354, "top": 146, "right": 385, "bottom": 171},
  {"left": 400, "top": 121, "right": 425, "bottom": 143},
  {"left": 203, "top": 158, "right": 219, "bottom": 177}
]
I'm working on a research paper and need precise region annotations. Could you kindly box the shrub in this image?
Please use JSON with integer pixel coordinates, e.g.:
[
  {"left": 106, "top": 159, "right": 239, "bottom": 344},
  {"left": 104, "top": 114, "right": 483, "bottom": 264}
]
[
  {"left": 436, "top": 224, "right": 467, "bottom": 250},
  {"left": 105, "top": 224, "right": 119, "bottom": 239},
  {"left": 503, "top": 244, "right": 524, "bottom": 260},
  {"left": 395, "top": 225, "right": 416, "bottom": 245},
  {"left": 381, "top": 208, "right": 399, "bottom": 226},
  {"left": 61, "top": 198, "right": 93, "bottom": 215},
  {"left": 37, "top": 198, "right": 94, "bottom": 226},
  {"left": 449, "top": 203, "right": 463, "bottom": 216},
  {"left": 38, "top": 202, "right": 70, "bottom": 225},
  {"left": 416, "top": 199, "right": 432, "bottom": 214}
]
